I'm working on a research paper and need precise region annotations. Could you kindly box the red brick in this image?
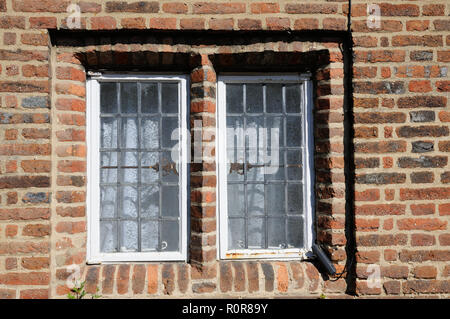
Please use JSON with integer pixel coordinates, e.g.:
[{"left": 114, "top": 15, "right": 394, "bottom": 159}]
[
  {"left": 21, "top": 65, "right": 48, "bottom": 78},
  {"left": 149, "top": 18, "right": 176, "bottom": 30},
  {"left": 132, "top": 265, "right": 146, "bottom": 294},
  {"left": 55, "top": 221, "right": 85, "bottom": 234},
  {"left": 147, "top": 265, "right": 158, "bottom": 294},
  {"left": 161, "top": 264, "right": 174, "bottom": 295},
  {"left": 20, "top": 289, "right": 48, "bottom": 299},
  {"left": 91, "top": 17, "right": 116, "bottom": 30},
  {"left": 120, "top": 17, "right": 146, "bottom": 29},
  {"left": 56, "top": 67, "right": 85, "bottom": 82},
  {"left": 411, "top": 234, "right": 436, "bottom": 246},
  {"left": 422, "top": 4, "right": 445, "bottom": 16},
  {"left": 238, "top": 19, "right": 262, "bottom": 30},
  {"left": 397, "top": 218, "right": 447, "bottom": 231},
  {"left": 356, "top": 218, "right": 379, "bottom": 232},
  {"left": 440, "top": 234, "right": 450, "bottom": 246},
  {"left": 400, "top": 188, "right": 450, "bottom": 200},
  {"left": 323, "top": 18, "right": 346, "bottom": 31},
  {"left": 162, "top": 2, "right": 187, "bottom": 13},
  {"left": 101, "top": 265, "right": 115, "bottom": 294},
  {"left": 251, "top": 3, "right": 279, "bottom": 13},
  {"left": 193, "top": 3, "right": 245, "bottom": 14},
  {"left": 209, "top": 18, "right": 234, "bottom": 30},
  {"left": 403, "top": 280, "right": 450, "bottom": 294},
  {"left": 409, "top": 80, "right": 432, "bottom": 93},
  {"left": 116, "top": 264, "right": 130, "bottom": 295},
  {"left": 21, "top": 33, "right": 48, "bottom": 46},
  {"left": 266, "top": 17, "right": 290, "bottom": 30},
  {"left": 29, "top": 17, "right": 56, "bottom": 29},
  {"left": 406, "top": 20, "right": 429, "bottom": 31},
  {"left": 411, "top": 204, "right": 435, "bottom": 216},
  {"left": 0, "top": 272, "right": 49, "bottom": 285},
  {"left": 5, "top": 225, "right": 18, "bottom": 237},
  {"left": 180, "top": 18, "right": 205, "bottom": 30},
  {"left": 106, "top": 1, "right": 158, "bottom": 13},
  {"left": 21, "top": 257, "right": 49, "bottom": 270}
]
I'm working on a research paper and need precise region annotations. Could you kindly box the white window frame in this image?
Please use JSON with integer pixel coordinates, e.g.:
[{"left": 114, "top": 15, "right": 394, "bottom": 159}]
[
  {"left": 217, "top": 74, "right": 315, "bottom": 260},
  {"left": 86, "top": 73, "right": 189, "bottom": 263}
]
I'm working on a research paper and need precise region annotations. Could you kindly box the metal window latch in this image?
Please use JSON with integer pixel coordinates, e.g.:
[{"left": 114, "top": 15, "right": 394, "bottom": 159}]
[{"left": 228, "top": 162, "right": 302, "bottom": 174}]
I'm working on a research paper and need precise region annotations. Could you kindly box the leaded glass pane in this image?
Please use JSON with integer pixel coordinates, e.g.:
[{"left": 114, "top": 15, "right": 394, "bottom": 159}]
[
  {"left": 99, "top": 80, "right": 182, "bottom": 254},
  {"left": 225, "top": 80, "right": 305, "bottom": 251}
]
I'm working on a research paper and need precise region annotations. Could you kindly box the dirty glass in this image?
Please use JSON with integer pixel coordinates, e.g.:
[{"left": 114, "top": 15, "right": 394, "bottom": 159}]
[
  {"left": 226, "top": 82, "right": 304, "bottom": 250},
  {"left": 99, "top": 81, "right": 181, "bottom": 253}
]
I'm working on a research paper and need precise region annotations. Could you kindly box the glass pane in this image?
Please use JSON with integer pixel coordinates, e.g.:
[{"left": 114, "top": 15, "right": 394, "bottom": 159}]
[
  {"left": 100, "top": 82, "right": 118, "bottom": 113},
  {"left": 287, "top": 150, "right": 302, "bottom": 181},
  {"left": 141, "top": 117, "right": 159, "bottom": 149},
  {"left": 161, "top": 83, "right": 178, "bottom": 114},
  {"left": 161, "top": 185, "right": 179, "bottom": 218},
  {"left": 286, "top": 116, "right": 302, "bottom": 147},
  {"left": 121, "top": 186, "right": 138, "bottom": 218},
  {"left": 247, "top": 184, "right": 264, "bottom": 216},
  {"left": 101, "top": 168, "right": 117, "bottom": 183},
  {"left": 268, "top": 218, "right": 286, "bottom": 249},
  {"left": 266, "top": 116, "right": 284, "bottom": 149},
  {"left": 246, "top": 84, "right": 263, "bottom": 113},
  {"left": 123, "top": 152, "right": 138, "bottom": 166},
  {"left": 101, "top": 152, "right": 118, "bottom": 167},
  {"left": 100, "top": 221, "right": 117, "bottom": 252},
  {"left": 226, "top": 116, "right": 244, "bottom": 143},
  {"left": 141, "top": 221, "right": 158, "bottom": 251},
  {"left": 248, "top": 218, "right": 265, "bottom": 249},
  {"left": 120, "top": 82, "right": 138, "bottom": 113},
  {"left": 161, "top": 117, "right": 178, "bottom": 148},
  {"left": 265, "top": 149, "right": 284, "bottom": 181},
  {"left": 161, "top": 220, "right": 179, "bottom": 251},
  {"left": 227, "top": 184, "right": 245, "bottom": 217},
  {"left": 100, "top": 186, "right": 116, "bottom": 218},
  {"left": 121, "top": 117, "right": 138, "bottom": 148},
  {"left": 287, "top": 217, "right": 304, "bottom": 248},
  {"left": 266, "top": 84, "right": 283, "bottom": 113},
  {"left": 227, "top": 116, "right": 245, "bottom": 182},
  {"left": 287, "top": 184, "right": 303, "bottom": 214},
  {"left": 122, "top": 152, "right": 138, "bottom": 182},
  {"left": 101, "top": 118, "right": 118, "bottom": 148},
  {"left": 141, "top": 82, "right": 158, "bottom": 113},
  {"left": 226, "top": 84, "right": 243, "bottom": 113},
  {"left": 161, "top": 151, "right": 178, "bottom": 183},
  {"left": 266, "top": 184, "right": 285, "bottom": 216},
  {"left": 123, "top": 168, "right": 138, "bottom": 183},
  {"left": 246, "top": 165, "right": 264, "bottom": 182},
  {"left": 140, "top": 185, "right": 159, "bottom": 218},
  {"left": 246, "top": 116, "right": 264, "bottom": 150},
  {"left": 141, "top": 152, "right": 159, "bottom": 183},
  {"left": 286, "top": 84, "right": 301, "bottom": 113},
  {"left": 228, "top": 218, "right": 245, "bottom": 249},
  {"left": 119, "top": 220, "right": 138, "bottom": 252}
]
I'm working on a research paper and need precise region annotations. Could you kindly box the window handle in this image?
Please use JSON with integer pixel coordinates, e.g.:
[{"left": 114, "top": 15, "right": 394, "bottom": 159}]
[
  {"left": 161, "top": 160, "right": 179, "bottom": 176},
  {"left": 229, "top": 162, "right": 244, "bottom": 175},
  {"left": 228, "top": 162, "right": 302, "bottom": 174},
  {"left": 148, "top": 163, "right": 159, "bottom": 172}
]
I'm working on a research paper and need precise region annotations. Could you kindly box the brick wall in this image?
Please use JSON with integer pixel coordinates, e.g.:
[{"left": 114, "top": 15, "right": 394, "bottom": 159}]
[{"left": 0, "top": 0, "right": 448, "bottom": 299}]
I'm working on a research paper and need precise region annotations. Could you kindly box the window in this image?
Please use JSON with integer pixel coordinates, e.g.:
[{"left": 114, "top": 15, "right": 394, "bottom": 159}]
[
  {"left": 217, "top": 75, "right": 314, "bottom": 260},
  {"left": 87, "top": 74, "right": 188, "bottom": 262}
]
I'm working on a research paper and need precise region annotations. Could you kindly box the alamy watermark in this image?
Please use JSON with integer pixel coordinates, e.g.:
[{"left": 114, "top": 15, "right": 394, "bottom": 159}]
[{"left": 367, "top": 4, "right": 381, "bottom": 29}]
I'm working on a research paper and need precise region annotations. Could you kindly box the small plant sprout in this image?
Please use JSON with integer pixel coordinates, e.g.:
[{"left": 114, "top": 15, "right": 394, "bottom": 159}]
[{"left": 67, "top": 281, "right": 102, "bottom": 299}]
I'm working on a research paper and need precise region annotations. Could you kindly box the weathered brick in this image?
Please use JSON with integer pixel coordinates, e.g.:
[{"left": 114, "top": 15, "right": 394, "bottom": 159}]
[
  {"left": 106, "top": 1, "right": 158, "bottom": 13},
  {"left": 398, "top": 156, "right": 447, "bottom": 168}
]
